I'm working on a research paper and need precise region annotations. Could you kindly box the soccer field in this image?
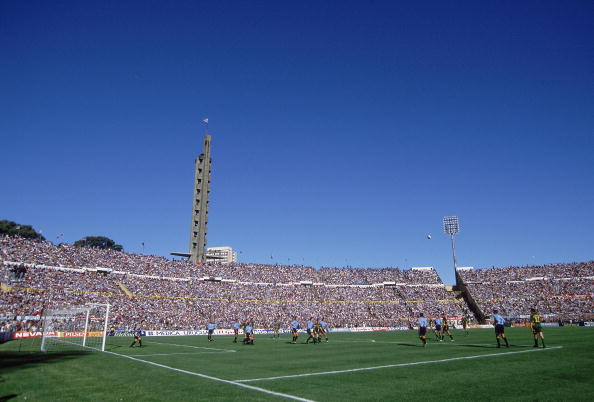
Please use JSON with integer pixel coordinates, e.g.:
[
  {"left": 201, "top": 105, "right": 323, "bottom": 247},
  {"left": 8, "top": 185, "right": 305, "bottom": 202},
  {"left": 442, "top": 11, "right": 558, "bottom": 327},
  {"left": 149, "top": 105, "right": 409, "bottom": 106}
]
[{"left": 1, "top": 327, "right": 593, "bottom": 401}]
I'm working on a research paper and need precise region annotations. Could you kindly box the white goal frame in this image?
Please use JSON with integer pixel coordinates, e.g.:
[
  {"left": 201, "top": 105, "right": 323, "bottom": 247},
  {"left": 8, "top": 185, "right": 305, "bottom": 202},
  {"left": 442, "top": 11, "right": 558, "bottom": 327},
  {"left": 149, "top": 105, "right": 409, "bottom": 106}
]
[{"left": 40, "top": 303, "right": 110, "bottom": 352}]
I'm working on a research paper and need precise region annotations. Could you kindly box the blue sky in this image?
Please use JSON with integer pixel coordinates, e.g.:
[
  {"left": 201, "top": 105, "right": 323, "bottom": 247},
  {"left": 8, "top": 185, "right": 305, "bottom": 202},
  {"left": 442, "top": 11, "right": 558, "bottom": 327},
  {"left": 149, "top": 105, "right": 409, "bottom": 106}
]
[{"left": 2, "top": 1, "right": 593, "bottom": 284}]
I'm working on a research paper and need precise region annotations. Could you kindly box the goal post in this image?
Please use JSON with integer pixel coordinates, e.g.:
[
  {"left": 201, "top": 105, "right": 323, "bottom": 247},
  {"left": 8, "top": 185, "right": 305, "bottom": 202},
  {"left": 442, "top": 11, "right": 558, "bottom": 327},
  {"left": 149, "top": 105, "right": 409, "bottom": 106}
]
[
  {"left": 101, "top": 303, "right": 110, "bottom": 351},
  {"left": 40, "top": 303, "right": 110, "bottom": 352}
]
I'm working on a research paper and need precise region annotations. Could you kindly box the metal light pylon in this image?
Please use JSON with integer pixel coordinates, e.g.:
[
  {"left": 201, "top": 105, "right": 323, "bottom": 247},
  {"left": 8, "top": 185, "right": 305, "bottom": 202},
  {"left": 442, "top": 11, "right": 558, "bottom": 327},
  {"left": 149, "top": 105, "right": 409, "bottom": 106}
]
[{"left": 443, "top": 216, "right": 460, "bottom": 273}]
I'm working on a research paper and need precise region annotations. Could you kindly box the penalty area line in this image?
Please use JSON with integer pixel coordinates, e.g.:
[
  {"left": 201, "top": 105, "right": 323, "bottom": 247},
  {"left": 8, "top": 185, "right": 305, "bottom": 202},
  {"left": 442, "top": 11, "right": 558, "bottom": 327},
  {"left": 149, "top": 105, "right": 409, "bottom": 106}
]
[
  {"left": 103, "top": 350, "right": 314, "bottom": 402},
  {"left": 235, "top": 346, "right": 563, "bottom": 383}
]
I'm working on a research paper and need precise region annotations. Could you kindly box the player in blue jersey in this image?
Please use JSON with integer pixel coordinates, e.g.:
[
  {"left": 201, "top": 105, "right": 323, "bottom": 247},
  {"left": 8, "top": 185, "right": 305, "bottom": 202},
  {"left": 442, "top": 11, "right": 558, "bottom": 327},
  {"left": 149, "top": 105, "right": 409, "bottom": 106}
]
[
  {"left": 493, "top": 310, "right": 509, "bottom": 348},
  {"left": 320, "top": 318, "right": 329, "bottom": 342},
  {"left": 305, "top": 318, "right": 315, "bottom": 344},
  {"left": 207, "top": 321, "right": 216, "bottom": 342},
  {"left": 290, "top": 317, "right": 300, "bottom": 344},
  {"left": 434, "top": 317, "right": 443, "bottom": 341},
  {"left": 243, "top": 322, "right": 254, "bottom": 345},
  {"left": 418, "top": 313, "right": 428, "bottom": 347},
  {"left": 232, "top": 320, "right": 241, "bottom": 343}
]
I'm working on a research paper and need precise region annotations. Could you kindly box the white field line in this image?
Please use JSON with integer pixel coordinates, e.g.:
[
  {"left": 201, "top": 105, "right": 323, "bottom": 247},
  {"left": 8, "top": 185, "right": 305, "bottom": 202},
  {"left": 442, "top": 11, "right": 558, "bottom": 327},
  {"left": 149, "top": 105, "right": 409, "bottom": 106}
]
[
  {"left": 146, "top": 340, "right": 236, "bottom": 352},
  {"left": 234, "top": 346, "right": 563, "bottom": 383},
  {"left": 104, "top": 350, "right": 314, "bottom": 402},
  {"left": 331, "top": 340, "right": 538, "bottom": 347}
]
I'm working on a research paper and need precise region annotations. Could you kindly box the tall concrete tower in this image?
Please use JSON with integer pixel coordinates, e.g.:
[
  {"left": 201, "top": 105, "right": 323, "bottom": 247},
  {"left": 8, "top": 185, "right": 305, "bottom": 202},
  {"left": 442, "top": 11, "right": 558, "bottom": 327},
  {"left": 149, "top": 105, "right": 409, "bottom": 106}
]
[{"left": 189, "top": 134, "right": 212, "bottom": 263}]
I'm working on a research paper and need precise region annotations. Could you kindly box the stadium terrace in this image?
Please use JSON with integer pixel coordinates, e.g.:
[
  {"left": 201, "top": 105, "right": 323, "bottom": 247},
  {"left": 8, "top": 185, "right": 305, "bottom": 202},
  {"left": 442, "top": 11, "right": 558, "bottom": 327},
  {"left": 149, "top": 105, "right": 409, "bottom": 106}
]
[{"left": 1, "top": 235, "right": 593, "bottom": 332}]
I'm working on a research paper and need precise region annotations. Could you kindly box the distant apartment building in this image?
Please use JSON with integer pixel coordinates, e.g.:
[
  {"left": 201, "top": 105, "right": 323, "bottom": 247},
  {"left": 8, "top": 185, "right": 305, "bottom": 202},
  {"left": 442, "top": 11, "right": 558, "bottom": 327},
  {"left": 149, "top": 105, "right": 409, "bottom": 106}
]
[{"left": 205, "top": 246, "right": 237, "bottom": 264}]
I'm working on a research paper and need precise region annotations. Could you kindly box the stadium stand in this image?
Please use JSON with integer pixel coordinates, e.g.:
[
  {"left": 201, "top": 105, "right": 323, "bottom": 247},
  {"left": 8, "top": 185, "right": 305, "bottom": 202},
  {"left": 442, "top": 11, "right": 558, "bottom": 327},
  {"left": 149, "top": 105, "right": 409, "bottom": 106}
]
[
  {"left": 2, "top": 236, "right": 591, "bottom": 332},
  {"left": 1, "top": 236, "right": 466, "bottom": 331},
  {"left": 456, "top": 263, "right": 594, "bottom": 322}
]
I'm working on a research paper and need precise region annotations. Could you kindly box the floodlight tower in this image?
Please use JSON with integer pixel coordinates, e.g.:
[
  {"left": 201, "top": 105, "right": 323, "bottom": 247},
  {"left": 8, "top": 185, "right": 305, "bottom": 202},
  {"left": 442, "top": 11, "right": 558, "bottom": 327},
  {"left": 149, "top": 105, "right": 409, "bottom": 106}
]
[{"left": 443, "top": 216, "right": 460, "bottom": 272}]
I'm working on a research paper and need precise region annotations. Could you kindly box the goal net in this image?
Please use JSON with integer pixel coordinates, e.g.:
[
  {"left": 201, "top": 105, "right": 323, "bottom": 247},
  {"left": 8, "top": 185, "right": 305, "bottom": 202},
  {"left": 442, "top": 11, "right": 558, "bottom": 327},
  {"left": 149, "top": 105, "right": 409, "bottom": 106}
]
[{"left": 40, "top": 304, "right": 110, "bottom": 352}]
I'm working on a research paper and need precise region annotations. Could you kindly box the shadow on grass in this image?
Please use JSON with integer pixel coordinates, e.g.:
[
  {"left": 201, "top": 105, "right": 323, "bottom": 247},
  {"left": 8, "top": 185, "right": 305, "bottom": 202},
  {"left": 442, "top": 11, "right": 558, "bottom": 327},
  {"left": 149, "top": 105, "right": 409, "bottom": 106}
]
[
  {"left": 0, "top": 350, "right": 90, "bottom": 373},
  {"left": 425, "top": 343, "right": 532, "bottom": 349},
  {"left": 455, "top": 344, "right": 531, "bottom": 349},
  {"left": 448, "top": 344, "right": 499, "bottom": 349},
  {"left": 393, "top": 342, "right": 531, "bottom": 349},
  {"left": 393, "top": 343, "right": 425, "bottom": 347},
  {"left": 0, "top": 394, "right": 18, "bottom": 402}
]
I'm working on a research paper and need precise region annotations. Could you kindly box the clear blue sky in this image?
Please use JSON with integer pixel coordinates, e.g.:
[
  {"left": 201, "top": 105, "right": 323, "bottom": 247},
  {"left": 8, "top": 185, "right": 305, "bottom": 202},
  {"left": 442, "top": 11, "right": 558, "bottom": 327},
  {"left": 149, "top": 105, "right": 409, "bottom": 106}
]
[{"left": 2, "top": 1, "right": 593, "bottom": 284}]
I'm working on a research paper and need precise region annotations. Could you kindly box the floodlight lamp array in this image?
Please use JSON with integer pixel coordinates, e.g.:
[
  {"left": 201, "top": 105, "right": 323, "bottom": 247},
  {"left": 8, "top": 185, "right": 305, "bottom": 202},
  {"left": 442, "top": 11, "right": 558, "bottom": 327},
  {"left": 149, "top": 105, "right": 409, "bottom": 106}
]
[{"left": 443, "top": 216, "right": 460, "bottom": 235}]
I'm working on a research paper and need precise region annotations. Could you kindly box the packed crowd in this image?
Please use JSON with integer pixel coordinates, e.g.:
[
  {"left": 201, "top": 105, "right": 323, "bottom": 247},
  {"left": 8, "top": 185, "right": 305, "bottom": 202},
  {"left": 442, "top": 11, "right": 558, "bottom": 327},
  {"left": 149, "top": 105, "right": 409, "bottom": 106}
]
[
  {"left": 458, "top": 262, "right": 594, "bottom": 321},
  {"left": 0, "top": 236, "right": 441, "bottom": 285},
  {"left": 1, "top": 236, "right": 197, "bottom": 278},
  {"left": 460, "top": 262, "right": 594, "bottom": 282},
  {"left": 5, "top": 236, "right": 591, "bottom": 328},
  {"left": 1, "top": 264, "right": 461, "bottom": 329},
  {"left": 0, "top": 236, "right": 464, "bottom": 329}
]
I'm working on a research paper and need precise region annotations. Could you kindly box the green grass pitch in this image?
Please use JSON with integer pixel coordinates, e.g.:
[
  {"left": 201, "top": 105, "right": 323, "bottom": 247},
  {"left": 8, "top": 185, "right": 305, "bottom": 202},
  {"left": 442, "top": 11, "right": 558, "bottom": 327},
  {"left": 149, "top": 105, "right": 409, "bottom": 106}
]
[{"left": 1, "top": 327, "right": 593, "bottom": 401}]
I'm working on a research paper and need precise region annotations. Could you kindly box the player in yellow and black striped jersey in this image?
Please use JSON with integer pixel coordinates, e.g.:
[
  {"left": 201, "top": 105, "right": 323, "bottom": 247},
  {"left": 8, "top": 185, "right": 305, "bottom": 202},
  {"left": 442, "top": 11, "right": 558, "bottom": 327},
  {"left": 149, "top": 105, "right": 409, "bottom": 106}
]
[
  {"left": 312, "top": 319, "right": 322, "bottom": 344},
  {"left": 530, "top": 308, "right": 545, "bottom": 348},
  {"left": 442, "top": 315, "right": 454, "bottom": 341}
]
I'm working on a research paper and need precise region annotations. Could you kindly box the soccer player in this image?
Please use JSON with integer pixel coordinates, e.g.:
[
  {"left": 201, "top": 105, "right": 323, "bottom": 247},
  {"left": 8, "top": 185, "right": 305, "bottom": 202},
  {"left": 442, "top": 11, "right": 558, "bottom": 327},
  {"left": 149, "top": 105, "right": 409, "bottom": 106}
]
[
  {"left": 418, "top": 313, "right": 428, "bottom": 347},
  {"left": 312, "top": 319, "right": 322, "bottom": 344},
  {"left": 461, "top": 315, "right": 469, "bottom": 336},
  {"left": 207, "top": 321, "right": 216, "bottom": 342},
  {"left": 129, "top": 320, "right": 145, "bottom": 348},
  {"left": 232, "top": 320, "right": 241, "bottom": 343},
  {"left": 305, "top": 318, "right": 315, "bottom": 344},
  {"left": 320, "top": 318, "right": 329, "bottom": 342},
  {"left": 442, "top": 315, "right": 454, "bottom": 341},
  {"left": 272, "top": 323, "right": 281, "bottom": 340},
  {"left": 434, "top": 316, "right": 443, "bottom": 341},
  {"left": 493, "top": 310, "right": 509, "bottom": 348},
  {"left": 243, "top": 322, "right": 254, "bottom": 345},
  {"left": 529, "top": 308, "right": 545, "bottom": 348},
  {"left": 290, "top": 317, "right": 300, "bottom": 344}
]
